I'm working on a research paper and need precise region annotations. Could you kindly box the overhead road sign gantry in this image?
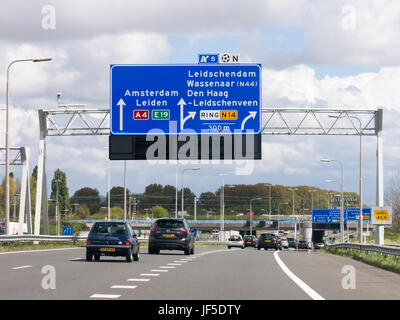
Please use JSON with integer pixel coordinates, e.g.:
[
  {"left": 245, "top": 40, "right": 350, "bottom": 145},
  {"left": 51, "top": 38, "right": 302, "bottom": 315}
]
[{"left": 110, "top": 64, "right": 261, "bottom": 135}]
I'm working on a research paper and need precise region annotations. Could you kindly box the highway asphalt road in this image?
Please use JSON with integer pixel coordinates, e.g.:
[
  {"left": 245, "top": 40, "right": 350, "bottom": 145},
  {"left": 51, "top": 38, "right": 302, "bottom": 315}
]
[{"left": 1, "top": 246, "right": 400, "bottom": 300}]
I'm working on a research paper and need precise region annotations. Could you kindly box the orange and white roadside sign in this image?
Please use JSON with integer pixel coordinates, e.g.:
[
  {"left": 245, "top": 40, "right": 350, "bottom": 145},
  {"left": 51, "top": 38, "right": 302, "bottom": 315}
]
[{"left": 371, "top": 206, "right": 392, "bottom": 225}]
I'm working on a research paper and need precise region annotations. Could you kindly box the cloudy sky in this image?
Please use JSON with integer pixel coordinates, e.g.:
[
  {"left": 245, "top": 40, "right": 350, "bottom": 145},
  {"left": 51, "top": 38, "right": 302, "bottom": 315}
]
[{"left": 1, "top": 0, "right": 400, "bottom": 206}]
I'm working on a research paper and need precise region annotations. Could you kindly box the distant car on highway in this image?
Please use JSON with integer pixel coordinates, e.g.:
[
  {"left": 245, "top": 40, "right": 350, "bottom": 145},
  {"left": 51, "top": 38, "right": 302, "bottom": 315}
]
[
  {"left": 148, "top": 218, "right": 195, "bottom": 255},
  {"left": 298, "top": 240, "right": 311, "bottom": 250},
  {"left": 86, "top": 221, "right": 140, "bottom": 262},
  {"left": 287, "top": 237, "right": 298, "bottom": 249},
  {"left": 244, "top": 235, "right": 258, "bottom": 248},
  {"left": 257, "top": 233, "right": 281, "bottom": 251},
  {"left": 280, "top": 237, "right": 289, "bottom": 249},
  {"left": 314, "top": 241, "right": 325, "bottom": 249},
  {"left": 227, "top": 235, "right": 245, "bottom": 249}
]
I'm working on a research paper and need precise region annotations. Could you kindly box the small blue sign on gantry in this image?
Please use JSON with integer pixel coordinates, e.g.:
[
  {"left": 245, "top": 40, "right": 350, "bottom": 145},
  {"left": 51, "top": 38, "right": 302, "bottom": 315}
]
[{"left": 110, "top": 64, "right": 261, "bottom": 135}]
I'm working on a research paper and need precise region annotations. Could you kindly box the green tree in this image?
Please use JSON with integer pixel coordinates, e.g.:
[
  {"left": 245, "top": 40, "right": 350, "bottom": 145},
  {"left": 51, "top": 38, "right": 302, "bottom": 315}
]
[
  {"left": 107, "top": 186, "right": 131, "bottom": 208},
  {"left": 50, "top": 169, "right": 70, "bottom": 216},
  {"left": 70, "top": 187, "right": 101, "bottom": 214},
  {"left": 151, "top": 205, "right": 169, "bottom": 218}
]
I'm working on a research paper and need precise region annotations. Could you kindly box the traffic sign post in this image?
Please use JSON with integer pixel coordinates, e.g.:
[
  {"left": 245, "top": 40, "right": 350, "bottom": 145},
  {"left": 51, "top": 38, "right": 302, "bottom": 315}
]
[{"left": 110, "top": 64, "right": 261, "bottom": 135}]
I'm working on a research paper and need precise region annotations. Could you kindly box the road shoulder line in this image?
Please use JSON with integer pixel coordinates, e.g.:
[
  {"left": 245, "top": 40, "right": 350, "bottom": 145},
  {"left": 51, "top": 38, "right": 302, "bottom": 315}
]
[{"left": 274, "top": 251, "right": 325, "bottom": 300}]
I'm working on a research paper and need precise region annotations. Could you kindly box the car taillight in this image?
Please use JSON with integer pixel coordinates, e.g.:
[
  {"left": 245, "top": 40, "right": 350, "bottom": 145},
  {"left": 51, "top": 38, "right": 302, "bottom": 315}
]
[
  {"left": 258, "top": 237, "right": 261, "bottom": 241},
  {"left": 124, "top": 240, "right": 131, "bottom": 246},
  {"left": 179, "top": 228, "right": 188, "bottom": 233},
  {"left": 87, "top": 240, "right": 92, "bottom": 245},
  {"left": 151, "top": 227, "right": 159, "bottom": 232}
]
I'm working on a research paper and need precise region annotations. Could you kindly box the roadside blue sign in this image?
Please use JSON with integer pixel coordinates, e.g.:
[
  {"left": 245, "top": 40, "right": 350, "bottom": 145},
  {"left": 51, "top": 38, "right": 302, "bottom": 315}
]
[
  {"left": 110, "top": 64, "right": 261, "bottom": 135},
  {"left": 312, "top": 209, "right": 331, "bottom": 223},
  {"left": 346, "top": 208, "right": 371, "bottom": 221},
  {"left": 312, "top": 208, "right": 371, "bottom": 223},
  {"left": 62, "top": 226, "right": 73, "bottom": 236}
]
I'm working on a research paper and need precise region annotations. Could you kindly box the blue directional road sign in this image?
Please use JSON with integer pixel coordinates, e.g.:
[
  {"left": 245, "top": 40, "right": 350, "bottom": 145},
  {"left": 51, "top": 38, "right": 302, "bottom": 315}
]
[
  {"left": 312, "top": 208, "right": 343, "bottom": 223},
  {"left": 346, "top": 208, "right": 371, "bottom": 221},
  {"left": 312, "top": 209, "right": 331, "bottom": 223},
  {"left": 110, "top": 64, "right": 261, "bottom": 135},
  {"left": 62, "top": 226, "right": 74, "bottom": 236}
]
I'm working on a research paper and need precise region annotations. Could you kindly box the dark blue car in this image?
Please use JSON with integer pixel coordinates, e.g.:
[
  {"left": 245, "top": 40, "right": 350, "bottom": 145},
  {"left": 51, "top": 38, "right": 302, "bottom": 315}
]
[{"left": 86, "top": 221, "right": 140, "bottom": 262}]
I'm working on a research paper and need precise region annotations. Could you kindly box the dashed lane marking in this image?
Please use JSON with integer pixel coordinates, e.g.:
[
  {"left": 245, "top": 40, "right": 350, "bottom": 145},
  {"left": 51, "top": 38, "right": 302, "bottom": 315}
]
[
  {"left": 111, "top": 285, "right": 137, "bottom": 289},
  {"left": 12, "top": 265, "right": 32, "bottom": 270}
]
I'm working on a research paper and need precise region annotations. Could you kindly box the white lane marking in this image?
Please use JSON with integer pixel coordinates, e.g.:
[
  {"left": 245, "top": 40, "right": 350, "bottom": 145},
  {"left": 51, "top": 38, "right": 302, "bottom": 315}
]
[
  {"left": 111, "top": 285, "right": 137, "bottom": 289},
  {"left": 160, "top": 266, "right": 175, "bottom": 269},
  {"left": 151, "top": 269, "right": 168, "bottom": 272},
  {"left": 175, "top": 260, "right": 188, "bottom": 263},
  {"left": 140, "top": 273, "right": 160, "bottom": 276},
  {"left": 127, "top": 279, "right": 150, "bottom": 282},
  {"left": 12, "top": 265, "right": 32, "bottom": 270},
  {"left": 0, "top": 247, "right": 82, "bottom": 255},
  {"left": 273, "top": 251, "right": 325, "bottom": 300},
  {"left": 180, "top": 258, "right": 192, "bottom": 261},
  {"left": 167, "top": 263, "right": 181, "bottom": 266},
  {"left": 90, "top": 294, "right": 121, "bottom": 299},
  {"left": 69, "top": 258, "right": 82, "bottom": 261}
]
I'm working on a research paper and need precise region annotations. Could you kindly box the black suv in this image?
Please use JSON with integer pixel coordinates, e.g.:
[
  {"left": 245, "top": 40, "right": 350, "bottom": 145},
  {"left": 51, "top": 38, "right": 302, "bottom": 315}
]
[
  {"left": 257, "top": 233, "right": 282, "bottom": 251},
  {"left": 148, "top": 218, "right": 195, "bottom": 255},
  {"left": 244, "top": 235, "right": 258, "bottom": 247},
  {"left": 86, "top": 221, "right": 140, "bottom": 262}
]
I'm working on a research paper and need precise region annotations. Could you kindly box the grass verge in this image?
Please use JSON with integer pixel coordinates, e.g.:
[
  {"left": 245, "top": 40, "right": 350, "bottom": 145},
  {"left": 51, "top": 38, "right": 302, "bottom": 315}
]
[
  {"left": 0, "top": 241, "right": 86, "bottom": 252},
  {"left": 323, "top": 246, "right": 400, "bottom": 275}
]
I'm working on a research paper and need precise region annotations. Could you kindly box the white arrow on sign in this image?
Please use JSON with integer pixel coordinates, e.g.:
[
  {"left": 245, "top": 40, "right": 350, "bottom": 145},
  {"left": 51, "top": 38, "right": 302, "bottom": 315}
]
[
  {"left": 117, "top": 98, "right": 126, "bottom": 130},
  {"left": 178, "top": 98, "right": 196, "bottom": 130},
  {"left": 241, "top": 111, "right": 257, "bottom": 131}
]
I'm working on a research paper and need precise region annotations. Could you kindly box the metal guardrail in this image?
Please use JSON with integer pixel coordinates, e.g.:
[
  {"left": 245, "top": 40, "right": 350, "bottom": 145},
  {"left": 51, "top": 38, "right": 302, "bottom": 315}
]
[
  {"left": 329, "top": 243, "right": 400, "bottom": 256},
  {"left": 0, "top": 235, "right": 87, "bottom": 242}
]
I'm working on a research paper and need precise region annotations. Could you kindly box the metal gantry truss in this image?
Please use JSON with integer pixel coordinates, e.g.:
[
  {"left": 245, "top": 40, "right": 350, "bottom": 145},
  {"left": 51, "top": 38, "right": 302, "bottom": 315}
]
[
  {"left": 0, "top": 147, "right": 32, "bottom": 234},
  {"left": 34, "top": 107, "right": 384, "bottom": 243}
]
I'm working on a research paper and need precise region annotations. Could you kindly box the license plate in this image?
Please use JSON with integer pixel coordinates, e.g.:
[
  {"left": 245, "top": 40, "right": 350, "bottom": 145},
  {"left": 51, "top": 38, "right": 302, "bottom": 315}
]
[
  {"left": 233, "top": 242, "right": 238, "bottom": 244},
  {"left": 163, "top": 234, "right": 175, "bottom": 238},
  {"left": 100, "top": 248, "right": 115, "bottom": 252},
  {"left": 265, "top": 240, "right": 271, "bottom": 242}
]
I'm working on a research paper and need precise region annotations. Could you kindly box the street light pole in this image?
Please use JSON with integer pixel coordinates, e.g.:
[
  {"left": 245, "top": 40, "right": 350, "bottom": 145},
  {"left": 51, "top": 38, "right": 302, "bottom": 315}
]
[
  {"left": 329, "top": 115, "right": 363, "bottom": 243},
  {"left": 321, "top": 159, "right": 344, "bottom": 243},
  {"left": 181, "top": 168, "right": 200, "bottom": 219},
  {"left": 55, "top": 179, "right": 60, "bottom": 236},
  {"left": 124, "top": 160, "right": 127, "bottom": 222},
  {"left": 249, "top": 198, "right": 262, "bottom": 236},
  {"left": 4, "top": 58, "right": 52, "bottom": 235},
  {"left": 309, "top": 190, "right": 316, "bottom": 212},
  {"left": 278, "top": 203, "right": 289, "bottom": 234}
]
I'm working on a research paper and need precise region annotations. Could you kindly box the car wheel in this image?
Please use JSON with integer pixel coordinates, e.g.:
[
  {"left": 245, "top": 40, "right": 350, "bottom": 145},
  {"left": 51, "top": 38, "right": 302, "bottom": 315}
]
[
  {"left": 148, "top": 247, "right": 154, "bottom": 254},
  {"left": 228, "top": 246, "right": 231, "bottom": 249},
  {"left": 86, "top": 250, "right": 92, "bottom": 261},
  {"left": 184, "top": 248, "right": 190, "bottom": 255},
  {"left": 126, "top": 248, "right": 133, "bottom": 262},
  {"left": 241, "top": 246, "right": 245, "bottom": 249},
  {"left": 190, "top": 246, "right": 194, "bottom": 255},
  {"left": 94, "top": 253, "right": 100, "bottom": 261},
  {"left": 133, "top": 247, "right": 140, "bottom": 261},
  {"left": 257, "top": 247, "right": 261, "bottom": 250},
  {"left": 155, "top": 248, "right": 160, "bottom": 254}
]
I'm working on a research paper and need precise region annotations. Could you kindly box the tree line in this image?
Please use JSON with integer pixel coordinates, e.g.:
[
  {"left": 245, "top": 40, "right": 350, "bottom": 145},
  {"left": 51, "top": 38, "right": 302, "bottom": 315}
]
[{"left": 2, "top": 167, "right": 391, "bottom": 223}]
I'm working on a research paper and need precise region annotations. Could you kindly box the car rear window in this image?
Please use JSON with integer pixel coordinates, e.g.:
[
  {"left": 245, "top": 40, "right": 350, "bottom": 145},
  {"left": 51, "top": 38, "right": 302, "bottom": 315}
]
[
  {"left": 91, "top": 223, "right": 127, "bottom": 235},
  {"left": 230, "top": 235, "right": 242, "bottom": 240},
  {"left": 155, "top": 220, "right": 185, "bottom": 229},
  {"left": 260, "top": 234, "right": 275, "bottom": 239}
]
